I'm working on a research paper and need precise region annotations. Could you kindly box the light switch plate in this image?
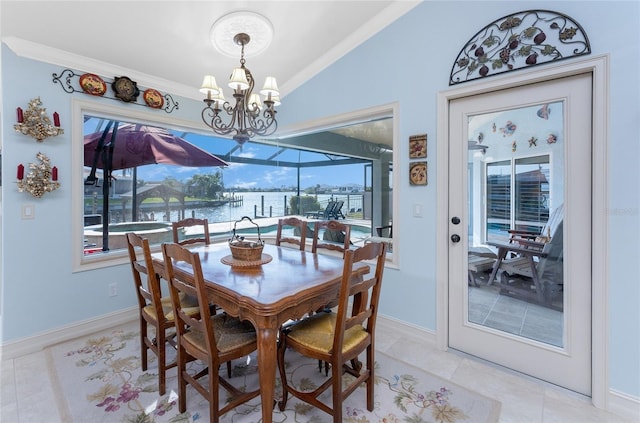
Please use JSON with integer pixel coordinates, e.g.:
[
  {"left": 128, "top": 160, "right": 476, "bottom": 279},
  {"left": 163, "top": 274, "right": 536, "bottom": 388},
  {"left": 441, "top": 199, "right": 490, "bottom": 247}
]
[
  {"left": 21, "top": 204, "right": 35, "bottom": 219},
  {"left": 413, "top": 203, "right": 423, "bottom": 217}
]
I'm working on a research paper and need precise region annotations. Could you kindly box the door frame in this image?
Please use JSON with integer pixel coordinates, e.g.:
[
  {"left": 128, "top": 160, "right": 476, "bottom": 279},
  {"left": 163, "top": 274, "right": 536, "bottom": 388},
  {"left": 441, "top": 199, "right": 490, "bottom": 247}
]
[{"left": 436, "top": 54, "right": 609, "bottom": 408}]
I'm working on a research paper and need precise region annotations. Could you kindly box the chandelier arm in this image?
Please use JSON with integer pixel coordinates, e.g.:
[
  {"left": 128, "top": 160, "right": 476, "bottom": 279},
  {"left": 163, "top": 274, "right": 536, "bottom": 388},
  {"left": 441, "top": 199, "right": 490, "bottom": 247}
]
[
  {"left": 201, "top": 104, "right": 236, "bottom": 136},
  {"left": 246, "top": 109, "right": 277, "bottom": 136}
]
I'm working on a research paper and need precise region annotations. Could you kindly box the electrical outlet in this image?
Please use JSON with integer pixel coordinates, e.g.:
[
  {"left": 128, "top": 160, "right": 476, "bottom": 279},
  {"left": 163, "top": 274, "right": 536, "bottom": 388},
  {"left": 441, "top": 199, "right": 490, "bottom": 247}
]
[
  {"left": 21, "top": 204, "right": 35, "bottom": 219},
  {"left": 109, "top": 283, "right": 118, "bottom": 297}
]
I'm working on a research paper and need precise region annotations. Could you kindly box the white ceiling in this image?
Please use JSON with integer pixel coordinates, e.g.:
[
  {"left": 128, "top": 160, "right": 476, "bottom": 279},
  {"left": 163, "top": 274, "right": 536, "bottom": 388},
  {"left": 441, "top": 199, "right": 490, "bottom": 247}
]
[{"left": 1, "top": 1, "right": 420, "bottom": 102}]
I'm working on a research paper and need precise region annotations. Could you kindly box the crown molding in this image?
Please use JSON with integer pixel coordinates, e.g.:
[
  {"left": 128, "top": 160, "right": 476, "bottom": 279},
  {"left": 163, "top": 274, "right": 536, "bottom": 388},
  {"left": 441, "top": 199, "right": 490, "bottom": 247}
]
[{"left": 3, "top": 36, "right": 201, "bottom": 101}]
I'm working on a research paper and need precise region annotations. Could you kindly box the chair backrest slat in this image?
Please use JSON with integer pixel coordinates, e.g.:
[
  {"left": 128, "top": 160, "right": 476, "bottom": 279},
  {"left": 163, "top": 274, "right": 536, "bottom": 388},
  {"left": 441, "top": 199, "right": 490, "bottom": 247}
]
[
  {"left": 172, "top": 218, "right": 211, "bottom": 246},
  {"left": 276, "top": 217, "right": 307, "bottom": 250},
  {"left": 311, "top": 220, "right": 351, "bottom": 257}
]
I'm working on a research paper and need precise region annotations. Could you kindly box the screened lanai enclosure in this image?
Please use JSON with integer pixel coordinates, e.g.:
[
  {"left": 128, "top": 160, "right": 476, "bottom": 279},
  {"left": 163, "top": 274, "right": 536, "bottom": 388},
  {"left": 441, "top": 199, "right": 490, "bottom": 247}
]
[{"left": 82, "top": 114, "right": 393, "bottom": 254}]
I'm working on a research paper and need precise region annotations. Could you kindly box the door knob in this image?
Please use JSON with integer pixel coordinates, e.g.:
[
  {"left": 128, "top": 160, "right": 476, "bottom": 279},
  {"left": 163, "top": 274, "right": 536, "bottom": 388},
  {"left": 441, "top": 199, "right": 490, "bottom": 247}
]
[
  {"left": 451, "top": 216, "right": 461, "bottom": 225},
  {"left": 451, "top": 234, "right": 461, "bottom": 243}
]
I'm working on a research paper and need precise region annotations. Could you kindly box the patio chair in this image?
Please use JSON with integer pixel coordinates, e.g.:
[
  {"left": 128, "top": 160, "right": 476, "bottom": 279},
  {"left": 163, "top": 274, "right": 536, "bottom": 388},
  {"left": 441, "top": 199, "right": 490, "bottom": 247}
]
[
  {"left": 374, "top": 224, "right": 392, "bottom": 238},
  {"left": 467, "top": 247, "right": 497, "bottom": 287},
  {"left": 487, "top": 204, "right": 564, "bottom": 309},
  {"left": 364, "top": 223, "right": 393, "bottom": 251},
  {"left": 328, "top": 200, "right": 346, "bottom": 219},
  {"left": 305, "top": 201, "right": 336, "bottom": 219}
]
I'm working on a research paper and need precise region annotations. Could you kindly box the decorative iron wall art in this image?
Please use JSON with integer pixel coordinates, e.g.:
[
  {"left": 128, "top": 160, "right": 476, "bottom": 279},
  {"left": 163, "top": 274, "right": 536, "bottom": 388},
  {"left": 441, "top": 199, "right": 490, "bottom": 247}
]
[
  {"left": 449, "top": 10, "right": 591, "bottom": 85},
  {"left": 52, "top": 69, "right": 179, "bottom": 113}
]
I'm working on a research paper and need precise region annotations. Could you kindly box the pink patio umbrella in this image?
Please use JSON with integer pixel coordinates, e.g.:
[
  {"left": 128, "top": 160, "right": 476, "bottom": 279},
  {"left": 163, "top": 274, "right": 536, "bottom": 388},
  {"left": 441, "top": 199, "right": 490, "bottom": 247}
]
[{"left": 84, "top": 121, "right": 228, "bottom": 250}]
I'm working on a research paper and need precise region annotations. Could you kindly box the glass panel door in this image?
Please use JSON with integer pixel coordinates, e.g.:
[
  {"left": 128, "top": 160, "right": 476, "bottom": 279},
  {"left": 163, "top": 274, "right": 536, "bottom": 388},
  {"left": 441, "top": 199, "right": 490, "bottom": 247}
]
[{"left": 449, "top": 73, "right": 592, "bottom": 395}]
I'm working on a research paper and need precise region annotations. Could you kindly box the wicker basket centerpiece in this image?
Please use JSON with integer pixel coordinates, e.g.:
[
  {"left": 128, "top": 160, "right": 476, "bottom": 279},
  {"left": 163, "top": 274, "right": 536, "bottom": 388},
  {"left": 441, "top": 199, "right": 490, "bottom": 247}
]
[{"left": 228, "top": 216, "right": 265, "bottom": 261}]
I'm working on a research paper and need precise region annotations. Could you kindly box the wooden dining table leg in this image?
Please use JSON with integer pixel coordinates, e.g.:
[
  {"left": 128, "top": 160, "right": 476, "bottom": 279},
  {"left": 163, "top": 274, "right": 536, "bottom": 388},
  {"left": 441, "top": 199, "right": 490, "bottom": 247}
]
[{"left": 256, "top": 325, "right": 278, "bottom": 423}]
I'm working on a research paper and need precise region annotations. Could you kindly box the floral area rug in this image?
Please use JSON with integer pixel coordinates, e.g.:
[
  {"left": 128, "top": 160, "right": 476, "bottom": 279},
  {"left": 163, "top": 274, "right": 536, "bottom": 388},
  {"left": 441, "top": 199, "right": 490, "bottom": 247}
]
[{"left": 46, "top": 321, "right": 500, "bottom": 423}]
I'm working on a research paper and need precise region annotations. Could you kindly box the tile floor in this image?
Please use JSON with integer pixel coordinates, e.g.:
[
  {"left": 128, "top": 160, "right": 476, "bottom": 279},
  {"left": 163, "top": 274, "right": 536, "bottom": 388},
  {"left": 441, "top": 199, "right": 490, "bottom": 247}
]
[
  {"left": 469, "top": 283, "right": 563, "bottom": 347},
  {"left": 1, "top": 320, "right": 632, "bottom": 423}
]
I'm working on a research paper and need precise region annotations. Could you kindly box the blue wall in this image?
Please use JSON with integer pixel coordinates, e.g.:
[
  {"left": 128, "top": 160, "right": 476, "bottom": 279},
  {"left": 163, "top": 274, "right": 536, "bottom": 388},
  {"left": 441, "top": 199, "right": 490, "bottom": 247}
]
[
  {"left": 276, "top": 1, "right": 640, "bottom": 398},
  {"left": 1, "top": 0, "right": 638, "bottom": 399}
]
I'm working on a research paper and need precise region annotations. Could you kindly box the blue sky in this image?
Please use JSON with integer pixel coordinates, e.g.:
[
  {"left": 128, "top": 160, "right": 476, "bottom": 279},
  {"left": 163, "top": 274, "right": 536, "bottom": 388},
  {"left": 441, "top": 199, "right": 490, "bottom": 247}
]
[{"left": 85, "top": 117, "right": 367, "bottom": 190}]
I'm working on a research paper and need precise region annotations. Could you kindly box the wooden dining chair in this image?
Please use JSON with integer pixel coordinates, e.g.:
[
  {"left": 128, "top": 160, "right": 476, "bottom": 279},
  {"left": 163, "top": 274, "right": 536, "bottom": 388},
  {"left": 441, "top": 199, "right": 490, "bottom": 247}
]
[
  {"left": 311, "top": 220, "right": 351, "bottom": 257},
  {"left": 172, "top": 217, "right": 211, "bottom": 246},
  {"left": 275, "top": 217, "right": 307, "bottom": 250},
  {"left": 162, "top": 242, "right": 260, "bottom": 422},
  {"left": 125, "top": 232, "right": 200, "bottom": 395},
  {"left": 277, "top": 241, "right": 387, "bottom": 422}
]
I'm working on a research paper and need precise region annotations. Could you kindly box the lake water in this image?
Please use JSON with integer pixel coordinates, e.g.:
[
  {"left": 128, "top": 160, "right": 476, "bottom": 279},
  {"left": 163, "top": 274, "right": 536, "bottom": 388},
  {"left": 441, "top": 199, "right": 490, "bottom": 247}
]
[
  {"left": 162, "top": 191, "right": 364, "bottom": 224},
  {"left": 162, "top": 191, "right": 371, "bottom": 240},
  {"left": 88, "top": 191, "right": 372, "bottom": 249}
]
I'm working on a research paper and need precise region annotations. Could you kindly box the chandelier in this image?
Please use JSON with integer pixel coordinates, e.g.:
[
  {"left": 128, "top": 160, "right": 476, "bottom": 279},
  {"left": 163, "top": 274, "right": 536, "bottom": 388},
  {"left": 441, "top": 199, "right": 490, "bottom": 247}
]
[{"left": 200, "top": 31, "right": 280, "bottom": 145}]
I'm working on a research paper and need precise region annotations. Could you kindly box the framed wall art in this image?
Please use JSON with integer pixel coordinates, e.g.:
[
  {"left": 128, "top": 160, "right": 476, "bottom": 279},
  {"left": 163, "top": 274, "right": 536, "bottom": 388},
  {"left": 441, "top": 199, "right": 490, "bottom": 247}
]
[
  {"left": 409, "top": 161, "right": 427, "bottom": 186},
  {"left": 409, "top": 134, "right": 427, "bottom": 159}
]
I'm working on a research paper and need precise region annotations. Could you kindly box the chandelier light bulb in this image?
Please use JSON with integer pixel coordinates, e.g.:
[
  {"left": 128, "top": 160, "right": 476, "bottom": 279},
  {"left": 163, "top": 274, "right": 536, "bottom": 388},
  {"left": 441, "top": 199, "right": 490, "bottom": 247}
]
[
  {"left": 248, "top": 93, "right": 262, "bottom": 111},
  {"left": 200, "top": 75, "right": 220, "bottom": 97},
  {"left": 228, "top": 68, "right": 250, "bottom": 91},
  {"left": 212, "top": 89, "right": 226, "bottom": 108},
  {"left": 260, "top": 76, "right": 279, "bottom": 96}
]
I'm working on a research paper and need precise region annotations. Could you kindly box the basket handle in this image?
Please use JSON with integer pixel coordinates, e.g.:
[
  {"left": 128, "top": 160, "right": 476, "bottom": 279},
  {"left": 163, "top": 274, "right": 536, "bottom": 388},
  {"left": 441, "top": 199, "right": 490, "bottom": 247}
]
[{"left": 230, "top": 216, "right": 262, "bottom": 242}]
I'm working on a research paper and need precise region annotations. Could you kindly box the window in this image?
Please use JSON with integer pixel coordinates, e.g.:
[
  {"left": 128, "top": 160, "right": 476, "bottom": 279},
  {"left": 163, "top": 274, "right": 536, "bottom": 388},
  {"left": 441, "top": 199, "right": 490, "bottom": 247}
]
[
  {"left": 74, "top": 100, "right": 396, "bottom": 270},
  {"left": 486, "top": 155, "right": 550, "bottom": 243}
]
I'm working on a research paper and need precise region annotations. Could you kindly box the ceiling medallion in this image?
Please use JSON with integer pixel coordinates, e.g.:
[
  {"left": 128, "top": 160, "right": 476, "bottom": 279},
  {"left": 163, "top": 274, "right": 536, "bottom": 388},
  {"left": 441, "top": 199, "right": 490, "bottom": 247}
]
[{"left": 210, "top": 11, "right": 274, "bottom": 58}]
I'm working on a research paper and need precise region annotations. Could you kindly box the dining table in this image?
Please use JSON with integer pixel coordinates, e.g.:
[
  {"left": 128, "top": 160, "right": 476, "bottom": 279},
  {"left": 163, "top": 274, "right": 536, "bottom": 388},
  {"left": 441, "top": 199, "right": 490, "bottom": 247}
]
[{"left": 152, "top": 242, "right": 370, "bottom": 423}]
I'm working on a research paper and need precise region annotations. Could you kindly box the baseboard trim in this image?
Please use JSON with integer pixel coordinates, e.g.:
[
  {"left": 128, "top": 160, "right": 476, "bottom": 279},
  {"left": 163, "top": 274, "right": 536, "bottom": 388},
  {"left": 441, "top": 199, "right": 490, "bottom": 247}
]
[
  {"left": 377, "top": 314, "right": 437, "bottom": 345},
  {"left": 608, "top": 389, "right": 640, "bottom": 421},
  {"left": 0, "top": 307, "right": 137, "bottom": 360}
]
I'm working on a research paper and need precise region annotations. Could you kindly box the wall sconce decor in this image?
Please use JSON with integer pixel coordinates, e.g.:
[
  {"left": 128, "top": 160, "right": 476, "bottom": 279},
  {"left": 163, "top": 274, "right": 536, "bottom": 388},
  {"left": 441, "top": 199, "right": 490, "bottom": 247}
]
[
  {"left": 17, "top": 152, "right": 60, "bottom": 198},
  {"left": 14, "top": 97, "right": 64, "bottom": 141}
]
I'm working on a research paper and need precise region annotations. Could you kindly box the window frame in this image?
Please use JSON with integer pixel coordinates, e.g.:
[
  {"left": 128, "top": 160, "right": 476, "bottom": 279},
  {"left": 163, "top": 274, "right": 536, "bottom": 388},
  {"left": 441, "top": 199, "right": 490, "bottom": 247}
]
[
  {"left": 72, "top": 99, "right": 399, "bottom": 271},
  {"left": 484, "top": 153, "right": 552, "bottom": 244}
]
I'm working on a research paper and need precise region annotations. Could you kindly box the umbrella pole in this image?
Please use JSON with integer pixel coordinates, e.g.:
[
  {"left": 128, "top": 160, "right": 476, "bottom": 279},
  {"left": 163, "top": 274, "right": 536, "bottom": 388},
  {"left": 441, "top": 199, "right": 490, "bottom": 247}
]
[
  {"left": 102, "top": 122, "right": 119, "bottom": 251},
  {"left": 132, "top": 167, "right": 138, "bottom": 222},
  {"left": 101, "top": 149, "right": 110, "bottom": 251}
]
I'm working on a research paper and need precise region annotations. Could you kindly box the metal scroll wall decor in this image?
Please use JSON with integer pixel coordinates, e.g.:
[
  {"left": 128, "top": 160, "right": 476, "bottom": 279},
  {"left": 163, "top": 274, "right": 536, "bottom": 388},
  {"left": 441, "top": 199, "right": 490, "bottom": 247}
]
[
  {"left": 52, "top": 69, "right": 179, "bottom": 113},
  {"left": 449, "top": 10, "right": 591, "bottom": 85}
]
